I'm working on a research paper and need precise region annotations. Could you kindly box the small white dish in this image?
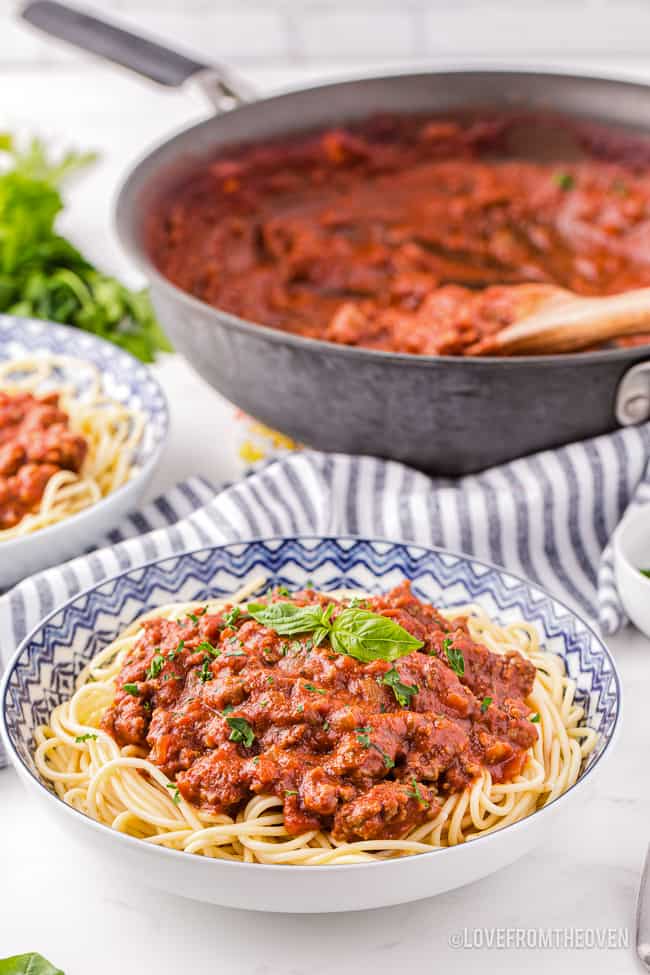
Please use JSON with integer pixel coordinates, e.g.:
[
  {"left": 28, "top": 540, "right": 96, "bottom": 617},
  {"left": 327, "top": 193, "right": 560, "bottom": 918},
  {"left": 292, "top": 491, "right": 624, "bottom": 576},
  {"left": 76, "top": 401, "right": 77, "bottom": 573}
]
[
  {"left": 0, "top": 315, "right": 169, "bottom": 587},
  {"left": 614, "top": 503, "right": 650, "bottom": 637}
]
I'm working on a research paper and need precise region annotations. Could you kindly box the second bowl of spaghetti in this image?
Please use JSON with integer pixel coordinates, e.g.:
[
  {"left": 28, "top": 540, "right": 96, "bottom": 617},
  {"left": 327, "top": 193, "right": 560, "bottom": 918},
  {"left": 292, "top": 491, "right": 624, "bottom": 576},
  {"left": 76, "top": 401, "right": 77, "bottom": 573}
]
[
  {"left": 1, "top": 537, "right": 620, "bottom": 912},
  {"left": 0, "top": 315, "right": 168, "bottom": 586}
]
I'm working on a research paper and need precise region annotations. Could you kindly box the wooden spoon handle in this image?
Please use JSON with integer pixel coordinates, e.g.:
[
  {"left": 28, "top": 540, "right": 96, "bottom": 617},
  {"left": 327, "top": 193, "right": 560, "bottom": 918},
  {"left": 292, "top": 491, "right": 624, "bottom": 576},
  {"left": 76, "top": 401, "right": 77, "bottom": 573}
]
[{"left": 493, "top": 287, "right": 650, "bottom": 355}]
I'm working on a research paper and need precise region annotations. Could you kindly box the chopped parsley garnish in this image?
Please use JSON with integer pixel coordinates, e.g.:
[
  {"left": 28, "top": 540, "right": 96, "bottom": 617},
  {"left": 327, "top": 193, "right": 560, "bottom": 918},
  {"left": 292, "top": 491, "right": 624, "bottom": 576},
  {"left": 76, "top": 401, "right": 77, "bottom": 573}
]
[
  {"left": 277, "top": 586, "right": 290, "bottom": 597},
  {"left": 222, "top": 704, "right": 235, "bottom": 715},
  {"left": 380, "top": 665, "right": 418, "bottom": 707},
  {"left": 284, "top": 789, "right": 298, "bottom": 797},
  {"left": 74, "top": 733, "right": 97, "bottom": 743},
  {"left": 356, "top": 729, "right": 371, "bottom": 748},
  {"left": 553, "top": 170, "right": 575, "bottom": 190},
  {"left": 186, "top": 612, "right": 199, "bottom": 625},
  {"left": 296, "top": 703, "right": 304, "bottom": 713},
  {"left": 166, "top": 783, "right": 181, "bottom": 805},
  {"left": 304, "top": 682, "right": 326, "bottom": 695},
  {"left": 226, "top": 650, "right": 246, "bottom": 658},
  {"left": 442, "top": 638, "right": 465, "bottom": 677},
  {"left": 197, "top": 640, "right": 220, "bottom": 658},
  {"left": 168, "top": 639, "right": 184, "bottom": 660},
  {"left": 123, "top": 683, "right": 139, "bottom": 696},
  {"left": 226, "top": 716, "right": 256, "bottom": 747},
  {"left": 267, "top": 675, "right": 274, "bottom": 685},
  {"left": 530, "top": 712, "right": 540, "bottom": 723},
  {"left": 480, "top": 696, "right": 492, "bottom": 713},
  {"left": 407, "top": 777, "right": 429, "bottom": 808},
  {"left": 323, "top": 720, "right": 330, "bottom": 731},
  {"left": 223, "top": 606, "right": 241, "bottom": 628},
  {"left": 198, "top": 657, "right": 213, "bottom": 683},
  {"left": 371, "top": 743, "right": 395, "bottom": 769},
  {"left": 145, "top": 653, "right": 165, "bottom": 680}
]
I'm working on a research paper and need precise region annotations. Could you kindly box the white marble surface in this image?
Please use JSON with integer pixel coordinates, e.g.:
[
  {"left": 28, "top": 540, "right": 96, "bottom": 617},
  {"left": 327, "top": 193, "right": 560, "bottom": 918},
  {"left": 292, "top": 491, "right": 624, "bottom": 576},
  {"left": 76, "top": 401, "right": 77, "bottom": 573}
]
[{"left": 0, "top": 39, "right": 649, "bottom": 975}]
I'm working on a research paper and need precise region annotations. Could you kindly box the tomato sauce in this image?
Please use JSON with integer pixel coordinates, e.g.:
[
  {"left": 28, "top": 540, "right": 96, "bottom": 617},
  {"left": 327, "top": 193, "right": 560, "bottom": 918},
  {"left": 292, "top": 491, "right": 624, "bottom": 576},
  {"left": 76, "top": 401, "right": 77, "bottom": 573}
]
[
  {"left": 103, "top": 583, "right": 538, "bottom": 842},
  {"left": 147, "top": 115, "right": 650, "bottom": 356},
  {"left": 0, "top": 391, "right": 87, "bottom": 530}
]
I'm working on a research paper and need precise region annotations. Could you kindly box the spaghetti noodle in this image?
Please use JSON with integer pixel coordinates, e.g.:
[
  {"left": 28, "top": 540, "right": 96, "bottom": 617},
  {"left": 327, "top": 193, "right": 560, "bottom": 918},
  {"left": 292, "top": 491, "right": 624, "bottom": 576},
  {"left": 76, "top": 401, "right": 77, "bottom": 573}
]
[
  {"left": 0, "top": 356, "right": 143, "bottom": 539},
  {"left": 34, "top": 581, "right": 597, "bottom": 866}
]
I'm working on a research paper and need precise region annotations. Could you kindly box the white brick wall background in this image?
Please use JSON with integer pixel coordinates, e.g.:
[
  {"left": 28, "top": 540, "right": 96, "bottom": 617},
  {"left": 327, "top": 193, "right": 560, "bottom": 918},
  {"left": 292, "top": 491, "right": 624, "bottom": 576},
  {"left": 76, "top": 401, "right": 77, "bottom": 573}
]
[{"left": 2, "top": 0, "right": 650, "bottom": 72}]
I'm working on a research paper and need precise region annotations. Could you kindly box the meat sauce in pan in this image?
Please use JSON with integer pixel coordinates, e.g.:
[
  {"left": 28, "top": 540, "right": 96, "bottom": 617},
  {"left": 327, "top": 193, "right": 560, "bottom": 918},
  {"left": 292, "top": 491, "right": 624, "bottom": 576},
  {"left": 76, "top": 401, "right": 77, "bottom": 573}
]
[{"left": 148, "top": 114, "right": 650, "bottom": 356}]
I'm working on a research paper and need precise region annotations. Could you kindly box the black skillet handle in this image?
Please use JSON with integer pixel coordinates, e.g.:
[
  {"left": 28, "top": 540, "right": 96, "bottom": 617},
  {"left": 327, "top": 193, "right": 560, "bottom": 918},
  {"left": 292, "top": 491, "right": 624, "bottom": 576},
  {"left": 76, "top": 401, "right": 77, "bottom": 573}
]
[{"left": 21, "top": 0, "right": 255, "bottom": 110}]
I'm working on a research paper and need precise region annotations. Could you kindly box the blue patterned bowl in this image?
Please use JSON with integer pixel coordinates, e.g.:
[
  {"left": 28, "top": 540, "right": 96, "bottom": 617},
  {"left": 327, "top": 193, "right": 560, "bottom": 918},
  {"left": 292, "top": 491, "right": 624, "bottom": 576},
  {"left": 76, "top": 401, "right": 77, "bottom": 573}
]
[
  {"left": 0, "top": 315, "right": 168, "bottom": 585},
  {"left": 1, "top": 537, "right": 621, "bottom": 912}
]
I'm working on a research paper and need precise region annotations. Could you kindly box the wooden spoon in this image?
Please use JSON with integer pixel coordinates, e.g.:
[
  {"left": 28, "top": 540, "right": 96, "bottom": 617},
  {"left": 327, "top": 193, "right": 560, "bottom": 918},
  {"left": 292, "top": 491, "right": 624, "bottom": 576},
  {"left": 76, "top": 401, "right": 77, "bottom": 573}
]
[{"left": 478, "top": 285, "right": 650, "bottom": 356}]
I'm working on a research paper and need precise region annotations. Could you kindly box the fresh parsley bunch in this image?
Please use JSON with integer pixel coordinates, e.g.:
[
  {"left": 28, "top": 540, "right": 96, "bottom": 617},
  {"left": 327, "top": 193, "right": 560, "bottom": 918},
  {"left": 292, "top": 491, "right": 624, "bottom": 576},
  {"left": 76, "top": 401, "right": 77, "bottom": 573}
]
[{"left": 0, "top": 134, "right": 171, "bottom": 363}]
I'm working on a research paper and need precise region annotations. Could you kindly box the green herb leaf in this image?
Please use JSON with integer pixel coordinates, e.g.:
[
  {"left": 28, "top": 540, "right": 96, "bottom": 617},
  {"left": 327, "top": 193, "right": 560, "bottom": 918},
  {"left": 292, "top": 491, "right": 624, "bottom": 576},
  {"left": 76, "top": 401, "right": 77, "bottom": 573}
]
[
  {"left": 330, "top": 607, "right": 423, "bottom": 663},
  {"left": 380, "top": 665, "right": 418, "bottom": 707},
  {"left": 284, "top": 789, "right": 298, "bottom": 797},
  {"left": 442, "top": 638, "right": 465, "bottom": 676},
  {"left": 223, "top": 606, "right": 242, "bottom": 628},
  {"left": 74, "top": 733, "right": 97, "bottom": 743},
  {"left": 480, "top": 696, "right": 492, "bottom": 713},
  {"left": 226, "top": 716, "right": 256, "bottom": 747},
  {"left": 166, "top": 783, "right": 181, "bottom": 805},
  {"left": 640, "top": 568, "right": 650, "bottom": 578},
  {"left": 530, "top": 712, "right": 540, "bottom": 723},
  {"left": 197, "top": 640, "right": 220, "bottom": 658},
  {"left": 123, "top": 683, "right": 139, "bottom": 697},
  {"left": 406, "top": 777, "right": 429, "bottom": 808},
  {"left": 247, "top": 600, "right": 329, "bottom": 636},
  {"left": 0, "top": 953, "right": 65, "bottom": 975},
  {"left": 168, "top": 639, "right": 184, "bottom": 661},
  {"left": 0, "top": 137, "right": 170, "bottom": 362},
  {"left": 553, "top": 170, "right": 575, "bottom": 190},
  {"left": 186, "top": 612, "right": 199, "bottom": 625},
  {"left": 198, "top": 657, "right": 213, "bottom": 683},
  {"left": 145, "top": 653, "right": 165, "bottom": 680},
  {"left": 303, "top": 682, "right": 326, "bottom": 695}
]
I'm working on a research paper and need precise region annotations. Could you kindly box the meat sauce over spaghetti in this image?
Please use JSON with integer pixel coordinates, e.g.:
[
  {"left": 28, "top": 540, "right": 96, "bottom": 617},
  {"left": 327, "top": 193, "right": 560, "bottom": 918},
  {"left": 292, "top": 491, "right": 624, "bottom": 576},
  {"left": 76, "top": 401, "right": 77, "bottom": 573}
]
[
  {"left": 0, "top": 390, "right": 87, "bottom": 529},
  {"left": 148, "top": 115, "right": 650, "bottom": 356},
  {"left": 103, "top": 582, "right": 538, "bottom": 843}
]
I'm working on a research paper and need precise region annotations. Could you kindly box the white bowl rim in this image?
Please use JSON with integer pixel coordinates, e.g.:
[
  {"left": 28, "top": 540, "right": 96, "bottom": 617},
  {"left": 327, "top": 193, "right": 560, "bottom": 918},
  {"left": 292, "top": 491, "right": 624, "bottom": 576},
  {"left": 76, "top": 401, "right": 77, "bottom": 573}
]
[
  {"left": 0, "top": 534, "right": 623, "bottom": 874},
  {"left": 0, "top": 319, "right": 170, "bottom": 553},
  {"left": 614, "top": 504, "right": 650, "bottom": 585}
]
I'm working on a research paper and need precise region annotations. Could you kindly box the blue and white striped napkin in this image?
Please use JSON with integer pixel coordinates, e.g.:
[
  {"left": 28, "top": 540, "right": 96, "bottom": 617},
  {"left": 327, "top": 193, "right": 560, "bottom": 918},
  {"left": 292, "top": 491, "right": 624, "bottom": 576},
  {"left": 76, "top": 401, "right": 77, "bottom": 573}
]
[{"left": 1, "top": 423, "right": 649, "bottom": 763}]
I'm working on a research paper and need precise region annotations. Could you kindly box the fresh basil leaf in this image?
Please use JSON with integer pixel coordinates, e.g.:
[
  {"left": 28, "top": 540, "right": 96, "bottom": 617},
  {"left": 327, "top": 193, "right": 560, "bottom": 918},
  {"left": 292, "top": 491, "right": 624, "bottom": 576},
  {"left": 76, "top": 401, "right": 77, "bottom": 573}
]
[
  {"left": 640, "top": 568, "right": 650, "bottom": 578},
  {"left": 247, "top": 601, "right": 327, "bottom": 636},
  {"left": 0, "top": 953, "right": 64, "bottom": 975},
  {"left": 330, "top": 608, "right": 423, "bottom": 663}
]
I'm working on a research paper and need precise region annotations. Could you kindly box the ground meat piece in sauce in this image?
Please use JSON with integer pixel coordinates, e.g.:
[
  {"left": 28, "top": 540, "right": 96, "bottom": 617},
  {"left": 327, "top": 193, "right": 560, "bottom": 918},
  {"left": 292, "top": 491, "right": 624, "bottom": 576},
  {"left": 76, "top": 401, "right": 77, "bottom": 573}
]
[
  {"left": 147, "top": 114, "right": 650, "bottom": 356},
  {"left": 0, "top": 390, "right": 87, "bottom": 529},
  {"left": 103, "top": 581, "right": 540, "bottom": 843}
]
